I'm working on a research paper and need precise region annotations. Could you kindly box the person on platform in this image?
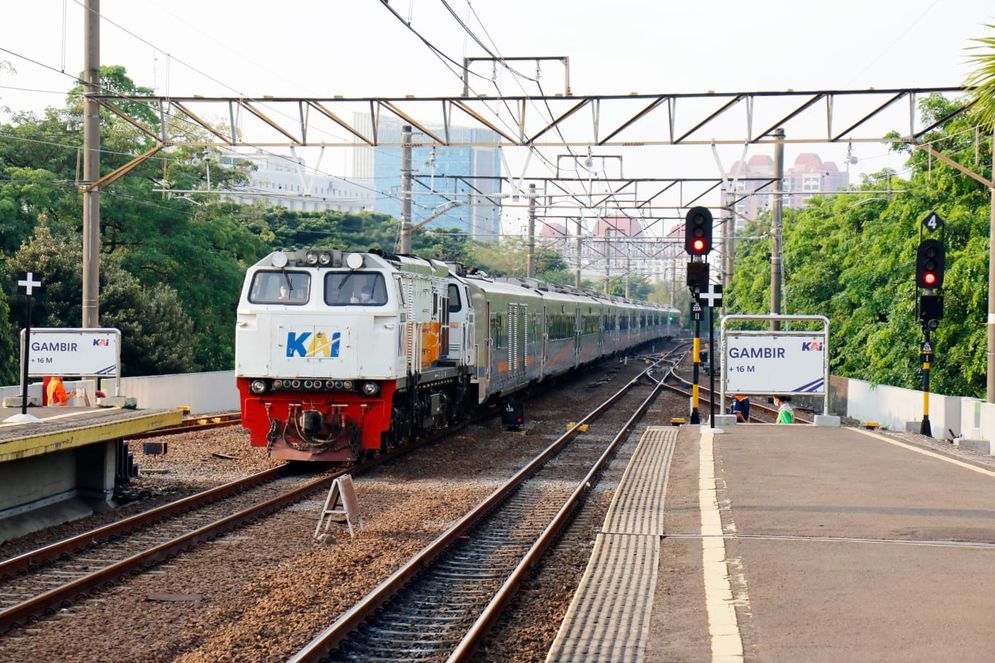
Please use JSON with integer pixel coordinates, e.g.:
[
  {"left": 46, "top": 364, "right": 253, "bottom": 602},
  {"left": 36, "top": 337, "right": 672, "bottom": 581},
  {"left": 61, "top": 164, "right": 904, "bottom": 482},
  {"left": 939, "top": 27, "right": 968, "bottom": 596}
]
[
  {"left": 729, "top": 394, "right": 750, "bottom": 423},
  {"left": 46, "top": 376, "right": 69, "bottom": 407},
  {"left": 773, "top": 395, "right": 794, "bottom": 424}
]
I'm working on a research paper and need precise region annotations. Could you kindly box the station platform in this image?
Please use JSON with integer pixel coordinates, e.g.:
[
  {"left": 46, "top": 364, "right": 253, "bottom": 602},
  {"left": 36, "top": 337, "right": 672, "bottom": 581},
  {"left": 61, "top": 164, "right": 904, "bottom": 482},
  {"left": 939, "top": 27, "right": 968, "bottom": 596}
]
[
  {"left": 0, "top": 406, "right": 181, "bottom": 542},
  {"left": 548, "top": 423, "right": 995, "bottom": 663}
]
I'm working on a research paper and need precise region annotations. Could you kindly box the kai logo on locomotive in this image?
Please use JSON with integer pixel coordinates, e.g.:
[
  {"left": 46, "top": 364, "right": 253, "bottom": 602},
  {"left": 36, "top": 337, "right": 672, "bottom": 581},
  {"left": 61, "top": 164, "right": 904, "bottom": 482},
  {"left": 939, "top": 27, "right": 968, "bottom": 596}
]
[{"left": 286, "top": 330, "right": 341, "bottom": 358}]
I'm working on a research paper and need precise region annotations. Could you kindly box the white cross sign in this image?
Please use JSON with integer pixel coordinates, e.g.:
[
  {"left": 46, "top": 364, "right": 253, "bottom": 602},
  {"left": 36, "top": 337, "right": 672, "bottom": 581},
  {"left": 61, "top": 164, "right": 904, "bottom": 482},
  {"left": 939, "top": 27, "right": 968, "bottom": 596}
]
[
  {"left": 17, "top": 272, "right": 42, "bottom": 296},
  {"left": 697, "top": 283, "right": 723, "bottom": 308}
]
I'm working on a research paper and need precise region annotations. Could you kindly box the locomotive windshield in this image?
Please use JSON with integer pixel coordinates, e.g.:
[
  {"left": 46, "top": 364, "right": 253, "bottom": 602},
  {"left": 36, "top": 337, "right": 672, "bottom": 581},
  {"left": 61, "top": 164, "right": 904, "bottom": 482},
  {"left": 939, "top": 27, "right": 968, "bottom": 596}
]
[
  {"left": 248, "top": 271, "right": 310, "bottom": 305},
  {"left": 325, "top": 272, "right": 388, "bottom": 306}
]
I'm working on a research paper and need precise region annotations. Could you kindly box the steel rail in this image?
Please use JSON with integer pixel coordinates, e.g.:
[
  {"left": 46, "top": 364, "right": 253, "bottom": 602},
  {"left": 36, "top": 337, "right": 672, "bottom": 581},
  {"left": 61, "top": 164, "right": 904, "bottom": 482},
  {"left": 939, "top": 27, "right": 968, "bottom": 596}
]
[
  {"left": 448, "top": 361, "right": 670, "bottom": 661},
  {"left": 125, "top": 412, "right": 242, "bottom": 440},
  {"left": 0, "top": 463, "right": 286, "bottom": 581},
  {"left": 662, "top": 373, "right": 813, "bottom": 424},
  {"left": 0, "top": 422, "right": 459, "bottom": 634},
  {"left": 0, "top": 469, "right": 331, "bottom": 634},
  {"left": 288, "top": 347, "right": 682, "bottom": 663}
]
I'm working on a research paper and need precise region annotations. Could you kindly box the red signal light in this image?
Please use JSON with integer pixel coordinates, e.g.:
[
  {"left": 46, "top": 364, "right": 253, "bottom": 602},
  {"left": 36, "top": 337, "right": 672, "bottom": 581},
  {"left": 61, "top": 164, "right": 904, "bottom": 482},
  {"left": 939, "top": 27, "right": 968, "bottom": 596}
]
[
  {"left": 923, "top": 272, "right": 937, "bottom": 286},
  {"left": 692, "top": 238, "right": 706, "bottom": 253}
]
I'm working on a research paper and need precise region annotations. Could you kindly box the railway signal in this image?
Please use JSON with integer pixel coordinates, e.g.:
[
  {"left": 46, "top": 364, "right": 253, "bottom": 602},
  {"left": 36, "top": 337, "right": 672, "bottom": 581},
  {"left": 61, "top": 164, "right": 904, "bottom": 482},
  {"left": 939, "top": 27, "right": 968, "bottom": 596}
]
[
  {"left": 915, "top": 213, "right": 945, "bottom": 438},
  {"left": 684, "top": 206, "right": 714, "bottom": 255},
  {"left": 916, "top": 239, "right": 945, "bottom": 289}
]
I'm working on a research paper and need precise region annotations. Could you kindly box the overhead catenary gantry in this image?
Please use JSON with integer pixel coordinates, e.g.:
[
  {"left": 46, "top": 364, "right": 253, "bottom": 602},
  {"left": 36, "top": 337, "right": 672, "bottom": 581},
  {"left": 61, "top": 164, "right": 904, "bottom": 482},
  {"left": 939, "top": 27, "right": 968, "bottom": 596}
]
[{"left": 94, "top": 86, "right": 967, "bottom": 149}]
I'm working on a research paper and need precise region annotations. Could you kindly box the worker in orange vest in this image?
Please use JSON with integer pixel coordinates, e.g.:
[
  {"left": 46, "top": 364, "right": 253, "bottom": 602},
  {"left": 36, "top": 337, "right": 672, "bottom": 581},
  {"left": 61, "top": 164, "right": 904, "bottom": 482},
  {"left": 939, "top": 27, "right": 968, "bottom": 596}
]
[{"left": 46, "top": 376, "right": 69, "bottom": 407}]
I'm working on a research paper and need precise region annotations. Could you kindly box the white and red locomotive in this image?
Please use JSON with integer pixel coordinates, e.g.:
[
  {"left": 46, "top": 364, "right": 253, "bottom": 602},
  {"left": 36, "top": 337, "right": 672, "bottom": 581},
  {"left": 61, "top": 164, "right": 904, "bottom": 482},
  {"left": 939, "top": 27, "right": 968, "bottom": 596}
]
[{"left": 236, "top": 249, "right": 679, "bottom": 462}]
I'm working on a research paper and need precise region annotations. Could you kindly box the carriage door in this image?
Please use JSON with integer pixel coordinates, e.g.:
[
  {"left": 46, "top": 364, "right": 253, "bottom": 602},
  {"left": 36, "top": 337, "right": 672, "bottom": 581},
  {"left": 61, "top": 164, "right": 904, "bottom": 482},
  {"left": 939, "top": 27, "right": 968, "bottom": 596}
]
[
  {"left": 446, "top": 283, "right": 466, "bottom": 364},
  {"left": 508, "top": 303, "right": 526, "bottom": 377},
  {"left": 574, "top": 308, "right": 581, "bottom": 358}
]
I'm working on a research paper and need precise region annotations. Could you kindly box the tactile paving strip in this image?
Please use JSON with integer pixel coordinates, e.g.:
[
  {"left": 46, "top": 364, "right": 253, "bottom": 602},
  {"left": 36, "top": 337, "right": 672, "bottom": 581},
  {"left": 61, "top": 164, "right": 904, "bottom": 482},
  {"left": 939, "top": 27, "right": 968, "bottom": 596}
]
[
  {"left": 546, "top": 427, "right": 677, "bottom": 663},
  {"left": 601, "top": 426, "right": 676, "bottom": 536}
]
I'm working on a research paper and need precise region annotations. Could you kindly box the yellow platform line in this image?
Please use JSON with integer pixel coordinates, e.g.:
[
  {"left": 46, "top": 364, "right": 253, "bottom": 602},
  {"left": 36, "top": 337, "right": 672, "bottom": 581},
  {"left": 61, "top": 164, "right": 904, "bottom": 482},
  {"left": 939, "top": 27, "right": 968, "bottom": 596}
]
[{"left": 0, "top": 410, "right": 182, "bottom": 463}]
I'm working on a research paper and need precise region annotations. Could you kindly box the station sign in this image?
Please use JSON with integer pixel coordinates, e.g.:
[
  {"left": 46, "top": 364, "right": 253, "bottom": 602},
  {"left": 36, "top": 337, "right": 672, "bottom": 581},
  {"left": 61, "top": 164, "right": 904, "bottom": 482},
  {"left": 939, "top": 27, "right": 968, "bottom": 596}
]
[
  {"left": 724, "top": 333, "right": 826, "bottom": 394},
  {"left": 21, "top": 328, "right": 121, "bottom": 378}
]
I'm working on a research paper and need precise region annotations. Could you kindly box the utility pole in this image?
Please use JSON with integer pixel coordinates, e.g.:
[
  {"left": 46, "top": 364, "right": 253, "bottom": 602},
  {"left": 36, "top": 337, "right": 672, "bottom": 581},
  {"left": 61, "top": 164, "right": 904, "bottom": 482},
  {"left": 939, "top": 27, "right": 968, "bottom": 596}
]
[
  {"left": 723, "top": 191, "right": 735, "bottom": 286},
  {"left": 81, "top": 0, "right": 100, "bottom": 327},
  {"left": 988, "top": 125, "right": 995, "bottom": 402},
  {"left": 575, "top": 217, "right": 582, "bottom": 288},
  {"left": 624, "top": 253, "right": 631, "bottom": 299},
  {"left": 770, "top": 128, "right": 785, "bottom": 331},
  {"left": 604, "top": 231, "right": 611, "bottom": 294},
  {"left": 670, "top": 254, "right": 677, "bottom": 307},
  {"left": 526, "top": 183, "right": 536, "bottom": 278},
  {"left": 399, "top": 125, "right": 413, "bottom": 254}
]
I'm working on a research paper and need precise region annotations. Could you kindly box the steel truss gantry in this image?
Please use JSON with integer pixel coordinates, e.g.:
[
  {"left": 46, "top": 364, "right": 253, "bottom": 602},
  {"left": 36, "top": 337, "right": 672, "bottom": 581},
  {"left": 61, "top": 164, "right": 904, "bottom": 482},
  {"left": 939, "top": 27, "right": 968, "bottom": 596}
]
[{"left": 93, "top": 86, "right": 967, "bottom": 150}]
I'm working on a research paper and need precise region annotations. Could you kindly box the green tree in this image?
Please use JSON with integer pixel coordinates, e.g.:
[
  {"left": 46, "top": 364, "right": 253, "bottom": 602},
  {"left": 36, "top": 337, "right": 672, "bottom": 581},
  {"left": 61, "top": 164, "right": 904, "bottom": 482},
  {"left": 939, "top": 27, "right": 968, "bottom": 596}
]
[
  {"left": 728, "top": 93, "right": 992, "bottom": 397},
  {"left": 5, "top": 225, "right": 199, "bottom": 376},
  {"left": 966, "top": 24, "right": 995, "bottom": 131}
]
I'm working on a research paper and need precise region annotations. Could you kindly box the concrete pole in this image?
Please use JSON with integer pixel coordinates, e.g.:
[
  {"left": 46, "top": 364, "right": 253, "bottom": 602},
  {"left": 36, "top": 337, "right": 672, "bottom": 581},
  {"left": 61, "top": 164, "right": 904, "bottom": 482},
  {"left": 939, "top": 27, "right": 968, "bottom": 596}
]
[
  {"left": 604, "top": 231, "right": 611, "bottom": 294},
  {"left": 670, "top": 253, "right": 677, "bottom": 307},
  {"left": 575, "top": 217, "right": 582, "bottom": 288},
  {"left": 624, "top": 253, "right": 631, "bottom": 299},
  {"left": 81, "top": 0, "right": 100, "bottom": 327},
  {"left": 526, "top": 183, "right": 536, "bottom": 278},
  {"left": 770, "top": 128, "right": 785, "bottom": 331},
  {"left": 723, "top": 192, "right": 735, "bottom": 286},
  {"left": 988, "top": 125, "right": 995, "bottom": 402},
  {"left": 399, "top": 125, "right": 413, "bottom": 254}
]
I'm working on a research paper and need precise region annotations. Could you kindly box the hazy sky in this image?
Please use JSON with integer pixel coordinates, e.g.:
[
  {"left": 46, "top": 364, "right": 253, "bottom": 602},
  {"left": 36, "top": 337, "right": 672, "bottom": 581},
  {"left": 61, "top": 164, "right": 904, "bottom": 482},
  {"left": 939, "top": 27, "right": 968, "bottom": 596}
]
[{"left": 1, "top": 0, "right": 991, "bottom": 233}]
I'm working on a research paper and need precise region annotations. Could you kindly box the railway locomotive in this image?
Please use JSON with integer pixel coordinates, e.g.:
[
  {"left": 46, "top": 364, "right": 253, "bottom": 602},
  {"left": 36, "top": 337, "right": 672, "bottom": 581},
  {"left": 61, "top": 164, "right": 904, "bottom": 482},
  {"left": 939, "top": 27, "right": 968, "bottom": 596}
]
[{"left": 235, "top": 248, "right": 680, "bottom": 462}]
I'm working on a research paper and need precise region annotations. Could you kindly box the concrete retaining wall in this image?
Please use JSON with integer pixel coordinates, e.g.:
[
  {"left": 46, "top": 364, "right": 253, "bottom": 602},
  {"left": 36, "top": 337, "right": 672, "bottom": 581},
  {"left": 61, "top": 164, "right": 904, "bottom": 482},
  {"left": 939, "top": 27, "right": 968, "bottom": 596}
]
[
  {"left": 833, "top": 376, "right": 995, "bottom": 449},
  {"left": 1, "top": 371, "right": 239, "bottom": 414},
  {"left": 118, "top": 371, "right": 238, "bottom": 413}
]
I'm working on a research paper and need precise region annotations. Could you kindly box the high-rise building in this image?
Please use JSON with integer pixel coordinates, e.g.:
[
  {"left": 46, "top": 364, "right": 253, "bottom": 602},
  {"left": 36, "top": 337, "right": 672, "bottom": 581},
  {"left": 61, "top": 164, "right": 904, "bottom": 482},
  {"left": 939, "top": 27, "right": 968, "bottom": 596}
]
[{"left": 353, "top": 115, "right": 502, "bottom": 242}]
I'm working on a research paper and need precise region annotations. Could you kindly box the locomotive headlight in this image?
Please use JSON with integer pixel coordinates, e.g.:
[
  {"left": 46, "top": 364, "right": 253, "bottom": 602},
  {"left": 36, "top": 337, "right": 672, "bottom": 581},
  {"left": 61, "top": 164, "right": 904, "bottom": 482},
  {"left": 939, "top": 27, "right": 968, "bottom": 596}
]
[
  {"left": 318, "top": 251, "right": 332, "bottom": 266},
  {"left": 346, "top": 253, "right": 364, "bottom": 270},
  {"left": 250, "top": 380, "right": 267, "bottom": 394},
  {"left": 305, "top": 250, "right": 319, "bottom": 265},
  {"left": 270, "top": 252, "right": 289, "bottom": 268},
  {"left": 361, "top": 381, "right": 379, "bottom": 396},
  {"left": 342, "top": 380, "right": 354, "bottom": 390}
]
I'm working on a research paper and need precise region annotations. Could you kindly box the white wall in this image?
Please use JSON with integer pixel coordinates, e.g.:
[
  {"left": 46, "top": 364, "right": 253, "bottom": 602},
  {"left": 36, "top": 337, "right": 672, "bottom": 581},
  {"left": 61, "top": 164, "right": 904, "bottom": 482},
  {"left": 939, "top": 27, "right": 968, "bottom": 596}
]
[
  {"left": 839, "top": 377, "right": 995, "bottom": 446},
  {"left": 118, "top": 371, "right": 239, "bottom": 413},
  {"left": 2, "top": 371, "right": 239, "bottom": 414}
]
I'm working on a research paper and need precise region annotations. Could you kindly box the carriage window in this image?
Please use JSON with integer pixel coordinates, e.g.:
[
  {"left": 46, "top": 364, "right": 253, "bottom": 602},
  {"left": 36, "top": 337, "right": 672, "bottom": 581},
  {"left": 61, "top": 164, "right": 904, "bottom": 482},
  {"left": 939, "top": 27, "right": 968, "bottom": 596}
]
[
  {"left": 448, "top": 284, "right": 462, "bottom": 313},
  {"left": 248, "top": 270, "right": 310, "bottom": 305},
  {"left": 324, "top": 272, "right": 388, "bottom": 306}
]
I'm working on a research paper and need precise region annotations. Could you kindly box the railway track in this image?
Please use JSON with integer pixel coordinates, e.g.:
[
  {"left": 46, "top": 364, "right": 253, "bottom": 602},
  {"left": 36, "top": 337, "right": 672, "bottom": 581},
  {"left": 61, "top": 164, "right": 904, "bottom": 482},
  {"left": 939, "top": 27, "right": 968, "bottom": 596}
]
[
  {"left": 0, "top": 348, "right": 667, "bottom": 637},
  {"left": 288, "top": 345, "right": 686, "bottom": 663},
  {"left": 662, "top": 371, "right": 814, "bottom": 424},
  {"left": 0, "top": 464, "right": 331, "bottom": 634},
  {"left": 125, "top": 412, "right": 242, "bottom": 440}
]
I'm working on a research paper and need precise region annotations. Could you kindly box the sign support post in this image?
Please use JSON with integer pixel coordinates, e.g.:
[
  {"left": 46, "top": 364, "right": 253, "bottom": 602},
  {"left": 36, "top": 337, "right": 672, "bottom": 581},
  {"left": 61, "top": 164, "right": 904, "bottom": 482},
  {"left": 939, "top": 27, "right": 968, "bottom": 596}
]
[
  {"left": 7, "top": 273, "right": 42, "bottom": 422},
  {"left": 709, "top": 304, "right": 716, "bottom": 426},
  {"left": 921, "top": 330, "right": 933, "bottom": 437},
  {"left": 695, "top": 283, "right": 723, "bottom": 427},
  {"left": 690, "top": 300, "right": 703, "bottom": 424}
]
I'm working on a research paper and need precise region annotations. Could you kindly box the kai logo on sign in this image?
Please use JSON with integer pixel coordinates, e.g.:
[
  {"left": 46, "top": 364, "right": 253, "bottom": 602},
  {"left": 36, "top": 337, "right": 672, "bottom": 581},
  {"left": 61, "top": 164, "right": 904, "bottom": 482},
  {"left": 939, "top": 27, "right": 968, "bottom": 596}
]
[
  {"left": 286, "top": 330, "right": 341, "bottom": 358},
  {"left": 802, "top": 341, "right": 824, "bottom": 351},
  {"left": 93, "top": 338, "right": 110, "bottom": 347}
]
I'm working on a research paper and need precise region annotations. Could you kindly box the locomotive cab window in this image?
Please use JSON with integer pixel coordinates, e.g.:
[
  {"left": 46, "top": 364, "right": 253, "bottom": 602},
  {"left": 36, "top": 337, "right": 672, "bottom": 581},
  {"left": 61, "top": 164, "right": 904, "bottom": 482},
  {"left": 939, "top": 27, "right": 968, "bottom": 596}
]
[
  {"left": 448, "top": 284, "right": 462, "bottom": 313},
  {"left": 324, "top": 272, "right": 388, "bottom": 306},
  {"left": 248, "top": 270, "right": 310, "bottom": 305}
]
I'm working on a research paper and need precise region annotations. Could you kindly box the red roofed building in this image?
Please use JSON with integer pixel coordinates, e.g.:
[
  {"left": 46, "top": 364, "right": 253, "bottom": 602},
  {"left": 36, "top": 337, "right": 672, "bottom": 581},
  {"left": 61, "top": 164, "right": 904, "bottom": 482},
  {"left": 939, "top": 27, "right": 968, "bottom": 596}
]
[{"left": 723, "top": 152, "right": 849, "bottom": 227}]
